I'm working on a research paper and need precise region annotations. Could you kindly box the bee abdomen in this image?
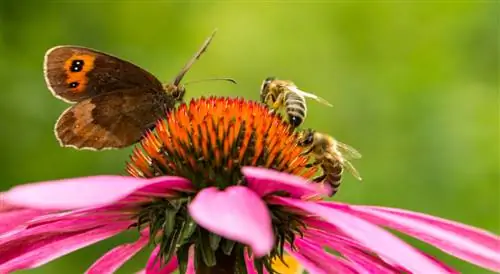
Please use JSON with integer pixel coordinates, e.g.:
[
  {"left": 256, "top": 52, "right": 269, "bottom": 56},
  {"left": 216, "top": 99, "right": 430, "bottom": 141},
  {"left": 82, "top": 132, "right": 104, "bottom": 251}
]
[
  {"left": 284, "top": 92, "right": 306, "bottom": 128},
  {"left": 320, "top": 161, "right": 343, "bottom": 196}
]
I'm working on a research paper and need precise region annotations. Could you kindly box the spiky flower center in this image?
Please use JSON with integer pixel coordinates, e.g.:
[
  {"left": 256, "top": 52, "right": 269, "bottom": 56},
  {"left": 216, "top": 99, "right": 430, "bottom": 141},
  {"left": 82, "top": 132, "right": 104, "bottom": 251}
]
[{"left": 126, "top": 97, "right": 317, "bottom": 273}]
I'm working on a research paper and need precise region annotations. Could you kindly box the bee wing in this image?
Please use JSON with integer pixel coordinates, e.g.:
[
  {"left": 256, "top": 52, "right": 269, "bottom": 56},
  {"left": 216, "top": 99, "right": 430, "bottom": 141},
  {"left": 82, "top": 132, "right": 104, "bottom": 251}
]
[
  {"left": 342, "top": 159, "right": 363, "bottom": 181},
  {"left": 287, "top": 86, "right": 333, "bottom": 107},
  {"left": 335, "top": 141, "right": 362, "bottom": 160}
]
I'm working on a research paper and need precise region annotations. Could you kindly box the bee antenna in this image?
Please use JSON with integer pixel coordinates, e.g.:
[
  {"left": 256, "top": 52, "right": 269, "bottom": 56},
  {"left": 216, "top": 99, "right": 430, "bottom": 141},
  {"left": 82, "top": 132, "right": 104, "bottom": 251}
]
[{"left": 184, "top": 77, "right": 238, "bottom": 86}]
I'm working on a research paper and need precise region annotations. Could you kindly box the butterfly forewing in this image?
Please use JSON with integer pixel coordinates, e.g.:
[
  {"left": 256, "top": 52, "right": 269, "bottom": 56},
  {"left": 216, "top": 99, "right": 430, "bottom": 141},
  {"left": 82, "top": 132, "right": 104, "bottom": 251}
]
[{"left": 44, "top": 46, "right": 164, "bottom": 103}]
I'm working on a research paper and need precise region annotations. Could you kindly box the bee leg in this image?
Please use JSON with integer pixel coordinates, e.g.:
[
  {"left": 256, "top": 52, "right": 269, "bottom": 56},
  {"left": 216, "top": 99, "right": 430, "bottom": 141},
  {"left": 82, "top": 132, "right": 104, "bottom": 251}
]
[
  {"left": 263, "top": 93, "right": 273, "bottom": 105},
  {"left": 313, "top": 174, "right": 327, "bottom": 182},
  {"left": 305, "top": 160, "right": 321, "bottom": 168},
  {"left": 272, "top": 93, "right": 285, "bottom": 110},
  {"left": 300, "top": 146, "right": 314, "bottom": 156}
]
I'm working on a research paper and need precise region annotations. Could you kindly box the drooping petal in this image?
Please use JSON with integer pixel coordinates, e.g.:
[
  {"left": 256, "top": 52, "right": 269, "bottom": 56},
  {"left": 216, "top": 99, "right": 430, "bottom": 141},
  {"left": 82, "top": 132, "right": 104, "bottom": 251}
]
[
  {"left": 271, "top": 197, "right": 450, "bottom": 273},
  {"left": 186, "top": 246, "right": 195, "bottom": 274},
  {"left": 305, "top": 228, "right": 406, "bottom": 273},
  {"left": 0, "top": 222, "right": 131, "bottom": 272},
  {"left": 85, "top": 231, "right": 149, "bottom": 274},
  {"left": 3, "top": 176, "right": 192, "bottom": 210},
  {"left": 244, "top": 249, "right": 258, "bottom": 274},
  {"left": 242, "top": 166, "right": 332, "bottom": 198},
  {"left": 244, "top": 249, "right": 270, "bottom": 274},
  {"left": 0, "top": 209, "right": 52, "bottom": 234},
  {"left": 288, "top": 238, "right": 359, "bottom": 274},
  {"left": 188, "top": 186, "right": 273, "bottom": 257},
  {"left": 333, "top": 204, "right": 500, "bottom": 272},
  {"left": 144, "top": 246, "right": 178, "bottom": 274},
  {"left": 0, "top": 214, "right": 127, "bottom": 246}
]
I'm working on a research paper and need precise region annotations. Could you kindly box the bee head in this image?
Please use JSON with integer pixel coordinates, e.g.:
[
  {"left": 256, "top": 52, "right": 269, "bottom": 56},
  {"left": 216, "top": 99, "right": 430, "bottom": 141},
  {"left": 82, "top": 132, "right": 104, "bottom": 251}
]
[
  {"left": 298, "top": 128, "right": 315, "bottom": 146},
  {"left": 260, "top": 76, "right": 276, "bottom": 101}
]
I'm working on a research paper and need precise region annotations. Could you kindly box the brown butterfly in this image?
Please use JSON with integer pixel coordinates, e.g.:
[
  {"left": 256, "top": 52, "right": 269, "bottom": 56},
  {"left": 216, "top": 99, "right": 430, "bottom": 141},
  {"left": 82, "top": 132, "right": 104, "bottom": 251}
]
[{"left": 45, "top": 30, "right": 220, "bottom": 151}]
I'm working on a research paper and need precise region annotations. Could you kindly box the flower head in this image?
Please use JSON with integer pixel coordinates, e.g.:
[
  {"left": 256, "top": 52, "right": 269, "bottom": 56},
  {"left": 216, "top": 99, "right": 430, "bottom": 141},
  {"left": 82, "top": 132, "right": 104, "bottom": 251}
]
[{"left": 0, "top": 97, "right": 498, "bottom": 273}]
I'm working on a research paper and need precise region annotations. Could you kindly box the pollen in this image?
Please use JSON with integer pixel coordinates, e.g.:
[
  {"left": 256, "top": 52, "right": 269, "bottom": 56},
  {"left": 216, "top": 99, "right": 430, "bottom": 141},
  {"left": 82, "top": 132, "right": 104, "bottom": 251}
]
[{"left": 126, "top": 96, "right": 317, "bottom": 189}]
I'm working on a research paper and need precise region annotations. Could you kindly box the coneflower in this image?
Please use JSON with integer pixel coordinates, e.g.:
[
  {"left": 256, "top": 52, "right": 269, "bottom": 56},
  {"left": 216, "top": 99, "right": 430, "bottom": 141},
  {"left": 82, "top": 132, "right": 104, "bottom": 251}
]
[{"left": 0, "top": 97, "right": 498, "bottom": 273}]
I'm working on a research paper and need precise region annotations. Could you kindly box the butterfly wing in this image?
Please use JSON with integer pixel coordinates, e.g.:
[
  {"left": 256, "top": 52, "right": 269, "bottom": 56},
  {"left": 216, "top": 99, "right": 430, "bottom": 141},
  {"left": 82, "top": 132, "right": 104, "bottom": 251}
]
[
  {"left": 44, "top": 46, "right": 164, "bottom": 103},
  {"left": 55, "top": 88, "right": 173, "bottom": 150}
]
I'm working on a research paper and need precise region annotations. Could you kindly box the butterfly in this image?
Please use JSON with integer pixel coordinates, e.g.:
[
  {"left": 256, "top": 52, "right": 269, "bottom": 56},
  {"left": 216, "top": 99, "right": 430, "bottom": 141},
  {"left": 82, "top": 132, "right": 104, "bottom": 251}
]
[{"left": 44, "top": 30, "right": 217, "bottom": 150}]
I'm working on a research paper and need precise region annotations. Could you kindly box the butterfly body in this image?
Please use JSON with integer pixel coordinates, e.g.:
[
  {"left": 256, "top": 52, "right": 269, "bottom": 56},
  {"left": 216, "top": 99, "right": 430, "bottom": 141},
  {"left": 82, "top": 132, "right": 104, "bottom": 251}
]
[{"left": 44, "top": 31, "right": 217, "bottom": 150}]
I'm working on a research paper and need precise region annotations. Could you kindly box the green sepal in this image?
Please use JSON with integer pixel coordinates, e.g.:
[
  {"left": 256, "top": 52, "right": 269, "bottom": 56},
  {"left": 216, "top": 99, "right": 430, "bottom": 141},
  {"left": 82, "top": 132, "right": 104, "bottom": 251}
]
[
  {"left": 176, "top": 244, "right": 191, "bottom": 274},
  {"left": 221, "top": 239, "right": 235, "bottom": 255},
  {"left": 198, "top": 229, "right": 216, "bottom": 267},
  {"left": 209, "top": 233, "right": 222, "bottom": 251}
]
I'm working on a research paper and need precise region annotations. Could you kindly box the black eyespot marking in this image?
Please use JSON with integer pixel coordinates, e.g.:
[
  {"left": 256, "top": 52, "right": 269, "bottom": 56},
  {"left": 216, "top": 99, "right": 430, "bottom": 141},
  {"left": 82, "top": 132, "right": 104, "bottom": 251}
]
[
  {"left": 69, "top": 82, "right": 79, "bottom": 88},
  {"left": 70, "top": 59, "right": 84, "bottom": 72}
]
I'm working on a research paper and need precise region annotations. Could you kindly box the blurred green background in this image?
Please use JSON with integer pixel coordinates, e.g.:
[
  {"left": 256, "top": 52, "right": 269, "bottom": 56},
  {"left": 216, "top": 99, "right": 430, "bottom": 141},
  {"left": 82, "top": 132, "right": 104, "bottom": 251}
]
[{"left": 0, "top": 1, "right": 498, "bottom": 273}]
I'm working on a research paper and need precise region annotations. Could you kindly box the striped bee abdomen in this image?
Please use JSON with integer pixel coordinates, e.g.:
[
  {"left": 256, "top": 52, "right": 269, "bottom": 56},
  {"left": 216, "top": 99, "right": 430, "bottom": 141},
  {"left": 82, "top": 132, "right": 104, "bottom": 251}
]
[
  {"left": 314, "top": 160, "right": 343, "bottom": 196},
  {"left": 284, "top": 92, "right": 307, "bottom": 128}
]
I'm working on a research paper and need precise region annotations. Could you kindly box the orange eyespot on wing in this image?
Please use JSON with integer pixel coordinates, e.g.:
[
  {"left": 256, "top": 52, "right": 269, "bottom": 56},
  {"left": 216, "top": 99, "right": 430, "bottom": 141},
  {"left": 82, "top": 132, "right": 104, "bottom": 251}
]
[
  {"left": 44, "top": 46, "right": 163, "bottom": 103},
  {"left": 63, "top": 54, "right": 96, "bottom": 94}
]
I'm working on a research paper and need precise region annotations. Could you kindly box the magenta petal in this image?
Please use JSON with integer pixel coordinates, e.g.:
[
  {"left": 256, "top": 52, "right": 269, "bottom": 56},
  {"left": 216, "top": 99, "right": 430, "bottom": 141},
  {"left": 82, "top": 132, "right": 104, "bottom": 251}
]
[
  {"left": 242, "top": 166, "right": 332, "bottom": 198},
  {"left": 145, "top": 246, "right": 178, "bottom": 274},
  {"left": 289, "top": 238, "right": 358, "bottom": 274},
  {"left": 185, "top": 246, "right": 196, "bottom": 274},
  {"left": 0, "top": 214, "right": 126, "bottom": 247},
  {"left": 0, "top": 222, "right": 131, "bottom": 272},
  {"left": 305, "top": 229, "right": 405, "bottom": 273},
  {"left": 188, "top": 186, "right": 274, "bottom": 256},
  {"left": 0, "top": 209, "right": 51, "bottom": 234},
  {"left": 244, "top": 249, "right": 258, "bottom": 274},
  {"left": 3, "top": 176, "right": 192, "bottom": 210},
  {"left": 85, "top": 232, "right": 149, "bottom": 274},
  {"left": 343, "top": 205, "right": 500, "bottom": 272},
  {"left": 271, "top": 197, "right": 450, "bottom": 273}
]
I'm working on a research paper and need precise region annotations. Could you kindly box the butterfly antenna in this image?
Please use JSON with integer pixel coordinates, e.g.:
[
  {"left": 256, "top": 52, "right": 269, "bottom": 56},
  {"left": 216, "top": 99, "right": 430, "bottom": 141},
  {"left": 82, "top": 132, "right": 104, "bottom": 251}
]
[
  {"left": 173, "top": 29, "right": 218, "bottom": 86},
  {"left": 184, "top": 77, "right": 237, "bottom": 86}
]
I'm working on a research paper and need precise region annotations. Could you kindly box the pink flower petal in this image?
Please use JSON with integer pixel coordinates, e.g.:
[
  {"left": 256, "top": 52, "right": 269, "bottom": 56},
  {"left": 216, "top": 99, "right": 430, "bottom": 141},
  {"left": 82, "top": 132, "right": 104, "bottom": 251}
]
[
  {"left": 0, "top": 214, "right": 127, "bottom": 246},
  {"left": 188, "top": 186, "right": 273, "bottom": 256},
  {"left": 0, "top": 222, "right": 131, "bottom": 272},
  {"left": 3, "top": 176, "right": 192, "bottom": 210},
  {"left": 284, "top": 246, "right": 326, "bottom": 274},
  {"left": 85, "top": 232, "right": 149, "bottom": 274},
  {"left": 336, "top": 204, "right": 500, "bottom": 272},
  {"left": 145, "top": 246, "right": 179, "bottom": 274},
  {"left": 244, "top": 249, "right": 258, "bottom": 274},
  {"left": 288, "top": 238, "right": 359, "bottom": 274},
  {"left": 305, "top": 229, "right": 406, "bottom": 273},
  {"left": 186, "top": 246, "right": 195, "bottom": 274},
  {"left": 242, "top": 166, "right": 332, "bottom": 198},
  {"left": 271, "top": 197, "right": 450, "bottom": 273},
  {"left": 0, "top": 209, "right": 51, "bottom": 234},
  {"left": 244, "top": 248, "right": 270, "bottom": 274}
]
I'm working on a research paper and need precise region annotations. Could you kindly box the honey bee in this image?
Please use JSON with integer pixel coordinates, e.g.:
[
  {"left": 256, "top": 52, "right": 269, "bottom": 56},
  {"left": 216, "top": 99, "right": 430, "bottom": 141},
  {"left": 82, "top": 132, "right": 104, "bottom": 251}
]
[
  {"left": 259, "top": 77, "right": 332, "bottom": 129},
  {"left": 298, "top": 128, "right": 362, "bottom": 196}
]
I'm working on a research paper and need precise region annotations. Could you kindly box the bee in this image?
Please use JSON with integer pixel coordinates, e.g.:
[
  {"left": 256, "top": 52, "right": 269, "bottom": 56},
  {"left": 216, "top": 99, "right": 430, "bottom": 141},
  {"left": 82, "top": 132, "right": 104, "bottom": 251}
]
[
  {"left": 259, "top": 77, "right": 332, "bottom": 129},
  {"left": 298, "top": 128, "right": 362, "bottom": 196}
]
